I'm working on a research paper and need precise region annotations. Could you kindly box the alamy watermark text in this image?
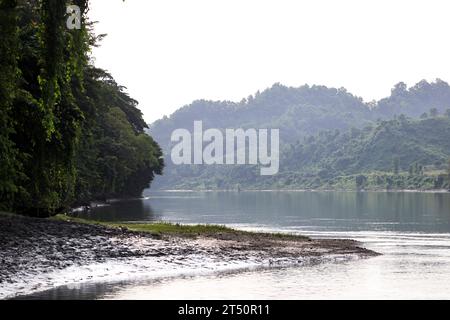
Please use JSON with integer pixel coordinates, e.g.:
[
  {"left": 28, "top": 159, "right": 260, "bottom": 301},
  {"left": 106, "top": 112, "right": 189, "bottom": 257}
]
[{"left": 170, "top": 121, "right": 279, "bottom": 176}]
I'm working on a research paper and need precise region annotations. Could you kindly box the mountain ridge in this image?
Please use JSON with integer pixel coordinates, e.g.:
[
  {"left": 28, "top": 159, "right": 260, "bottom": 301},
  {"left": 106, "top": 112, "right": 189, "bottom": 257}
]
[{"left": 147, "top": 79, "right": 450, "bottom": 191}]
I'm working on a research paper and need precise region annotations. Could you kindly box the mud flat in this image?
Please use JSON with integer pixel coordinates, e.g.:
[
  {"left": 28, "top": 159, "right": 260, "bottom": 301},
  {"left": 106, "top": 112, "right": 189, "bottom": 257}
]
[{"left": 0, "top": 213, "right": 378, "bottom": 299}]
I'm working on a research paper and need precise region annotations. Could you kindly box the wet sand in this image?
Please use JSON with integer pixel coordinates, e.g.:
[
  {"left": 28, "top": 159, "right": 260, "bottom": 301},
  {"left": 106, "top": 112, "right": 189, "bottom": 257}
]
[{"left": 0, "top": 213, "right": 378, "bottom": 299}]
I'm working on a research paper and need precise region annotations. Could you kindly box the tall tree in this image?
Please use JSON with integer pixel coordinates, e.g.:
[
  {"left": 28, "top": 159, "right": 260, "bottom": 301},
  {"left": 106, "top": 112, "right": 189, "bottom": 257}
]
[
  {"left": 0, "top": 0, "right": 21, "bottom": 210},
  {"left": 12, "top": 0, "right": 87, "bottom": 216},
  {"left": 393, "top": 158, "right": 400, "bottom": 175},
  {"left": 430, "top": 108, "right": 439, "bottom": 117},
  {"left": 447, "top": 158, "right": 450, "bottom": 189},
  {"left": 355, "top": 175, "right": 367, "bottom": 191}
]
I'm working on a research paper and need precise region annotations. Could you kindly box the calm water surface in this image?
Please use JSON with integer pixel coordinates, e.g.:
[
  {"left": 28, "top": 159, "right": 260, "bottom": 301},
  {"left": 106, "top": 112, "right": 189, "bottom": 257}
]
[{"left": 27, "top": 191, "right": 450, "bottom": 299}]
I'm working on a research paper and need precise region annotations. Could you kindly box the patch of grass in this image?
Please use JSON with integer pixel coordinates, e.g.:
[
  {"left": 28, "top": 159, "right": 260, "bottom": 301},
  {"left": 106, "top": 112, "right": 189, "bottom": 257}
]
[
  {"left": 52, "top": 214, "right": 104, "bottom": 226},
  {"left": 52, "top": 214, "right": 309, "bottom": 240},
  {"left": 115, "top": 222, "right": 232, "bottom": 235},
  {"left": 0, "top": 211, "right": 16, "bottom": 217}
]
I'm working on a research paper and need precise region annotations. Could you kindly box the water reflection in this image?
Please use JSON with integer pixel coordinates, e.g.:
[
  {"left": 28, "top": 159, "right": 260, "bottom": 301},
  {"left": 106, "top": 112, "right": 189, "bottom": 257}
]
[
  {"left": 21, "top": 191, "right": 450, "bottom": 300},
  {"left": 76, "top": 191, "right": 450, "bottom": 233},
  {"left": 74, "top": 198, "right": 159, "bottom": 222},
  {"left": 17, "top": 230, "right": 450, "bottom": 300}
]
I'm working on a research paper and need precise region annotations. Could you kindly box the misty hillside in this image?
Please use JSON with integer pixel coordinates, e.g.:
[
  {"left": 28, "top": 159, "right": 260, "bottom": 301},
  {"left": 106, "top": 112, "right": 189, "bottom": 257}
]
[
  {"left": 376, "top": 79, "right": 450, "bottom": 118},
  {"left": 150, "top": 80, "right": 450, "bottom": 148},
  {"left": 148, "top": 80, "right": 450, "bottom": 190},
  {"left": 150, "top": 83, "right": 373, "bottom": 148},
  {"left": 283, "top": 117, "right": 450, "bottom": 175}
]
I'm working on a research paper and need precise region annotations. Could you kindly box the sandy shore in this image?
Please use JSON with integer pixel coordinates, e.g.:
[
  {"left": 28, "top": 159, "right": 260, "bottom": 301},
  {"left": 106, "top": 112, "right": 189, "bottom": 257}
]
[{"left": 0, "top": 213, "right": 378, "bottom": 299}]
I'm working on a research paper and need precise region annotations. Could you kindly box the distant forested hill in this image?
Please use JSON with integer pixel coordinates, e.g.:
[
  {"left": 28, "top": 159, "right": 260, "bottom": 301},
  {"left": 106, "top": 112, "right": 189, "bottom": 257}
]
[
  {"left": 283, "top": 117, "right": 450, "bottom": 174},
  {"left": 148, "top": 81, "right": 450, "bottom": 190},
  {"left": 150, "top": 83, "right": 373, "bottom": 149},
  {"left": 376, "top": 80, "right": 450, "bottom": 118}
]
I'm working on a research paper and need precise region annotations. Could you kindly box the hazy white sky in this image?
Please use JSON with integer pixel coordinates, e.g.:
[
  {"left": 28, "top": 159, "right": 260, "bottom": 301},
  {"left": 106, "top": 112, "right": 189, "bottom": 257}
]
[{"left": 89, "top": 0, "right": 450, "bottom": 123}]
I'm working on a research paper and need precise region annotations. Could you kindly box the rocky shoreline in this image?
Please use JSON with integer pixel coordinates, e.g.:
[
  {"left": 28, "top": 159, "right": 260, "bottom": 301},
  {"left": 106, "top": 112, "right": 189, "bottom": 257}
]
[{"left": 0, "top": 213, "right": 378, "bottom": 299}]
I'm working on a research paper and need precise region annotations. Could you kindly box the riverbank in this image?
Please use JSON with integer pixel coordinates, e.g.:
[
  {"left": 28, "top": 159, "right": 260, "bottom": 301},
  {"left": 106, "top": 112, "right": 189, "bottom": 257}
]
[
  {"left": 157, "top": 188, "right": 450, "bottom": 193},
  {"left": 154, "top": 170, "right": 450, "bottom": 193},
  {"left": 0, "top": 212, "right": 377, "bottom": 299}
]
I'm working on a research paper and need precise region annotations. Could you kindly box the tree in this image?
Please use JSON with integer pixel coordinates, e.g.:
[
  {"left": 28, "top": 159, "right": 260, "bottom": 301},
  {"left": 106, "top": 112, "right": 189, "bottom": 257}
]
[
  {"left": 0, "top": 1, "right": 164, "bottom": 216},
  {"left": 418, "top": 164, "right": 424, "bottom": 176},
  {"left": 8, "top": 0, "right": 89, "bottom": 216},
  {"left": 391, "top": 82, "right": 407, "bottom": 96},
  {"left": 420, "top": 112, "right": 428, "bottom": 119},
  {"left": 393, "top": 158, "right": 400, "bottom": 175},
  {"left": 355, "top": 175, "right": 367, "bottom": 191},
  {"left": 430, "top": 108, "right": 439, "bottom": 117},
  {"left": 386, "top": 176, "right": 393, "bottom": 190},
  {"left": 398, "top": 114, "right": 407, "bottom": 123},
  {"left": 414, "top": 162, "right": 418, "bottom": 174},
  {"left": 0, "top": 0, "right": 22, "bottom": 210},
  {"left": 448, "top": 158, "right": 450, "bottom": 190},
  {"left": 73, "top": 68, "right": 164, "bottom": 205},
  {"left": 445, "top": 109, "right": 450, "bottom": 118}
]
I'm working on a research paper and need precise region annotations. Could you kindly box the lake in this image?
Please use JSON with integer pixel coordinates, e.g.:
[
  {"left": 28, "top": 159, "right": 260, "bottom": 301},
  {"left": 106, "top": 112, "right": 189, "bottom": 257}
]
[{"left": 24, "top": 191, "right": 450, "bottom": 299}]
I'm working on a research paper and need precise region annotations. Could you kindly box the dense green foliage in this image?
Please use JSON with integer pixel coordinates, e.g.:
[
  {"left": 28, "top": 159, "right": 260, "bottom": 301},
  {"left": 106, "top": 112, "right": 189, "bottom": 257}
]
[
  {"left": 283, "top": 117, "right": 450, "bottom": 175},
  {"left": 149, "top": 82, "right": 450, "bottom": 191},
  {"left": 0, "top": 0, "right": 22, "bottom": 208},
  {"left": 0, "top": 0, "right": 163, "bottom": 216},
  {"left": 73, "top": 68, "right": 163, "bottom": 205}
]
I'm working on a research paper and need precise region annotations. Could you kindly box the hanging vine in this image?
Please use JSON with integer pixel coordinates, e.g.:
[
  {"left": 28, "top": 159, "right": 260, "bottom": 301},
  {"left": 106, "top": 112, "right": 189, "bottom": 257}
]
[{"left": 0, "top": 0, "right": 21, "bottom": 209}]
